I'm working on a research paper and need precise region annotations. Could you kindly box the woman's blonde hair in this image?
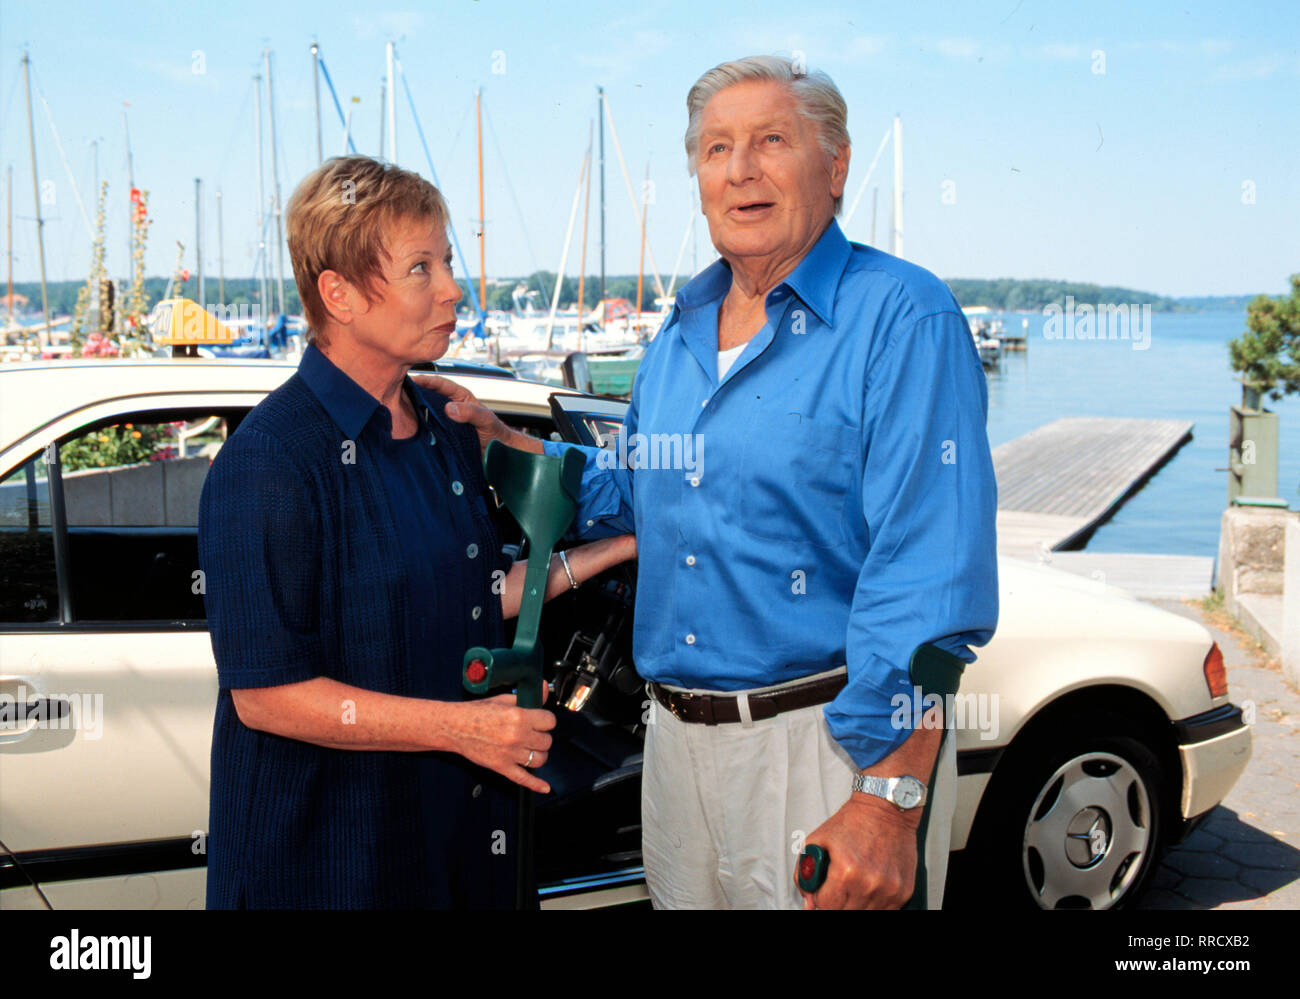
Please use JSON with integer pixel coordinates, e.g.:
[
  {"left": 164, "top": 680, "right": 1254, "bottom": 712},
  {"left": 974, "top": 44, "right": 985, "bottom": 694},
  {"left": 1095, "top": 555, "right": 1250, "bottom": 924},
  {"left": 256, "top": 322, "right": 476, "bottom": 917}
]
[{"left": 286, "top": 155, "right": 448, "bottom": 341}]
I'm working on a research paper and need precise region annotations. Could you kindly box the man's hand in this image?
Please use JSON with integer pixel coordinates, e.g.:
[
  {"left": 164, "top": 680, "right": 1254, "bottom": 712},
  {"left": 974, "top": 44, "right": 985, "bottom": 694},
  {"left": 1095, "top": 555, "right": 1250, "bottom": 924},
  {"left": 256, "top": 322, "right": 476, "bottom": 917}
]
[
  {"left": 797, "top": 699, "right": 943, "bottom": 909},
  {"left": 797, "top": 795, "right": 920, "bottom": 909},
  {"left": 411, "top": 373, "right": 543, "bottom": 455}
]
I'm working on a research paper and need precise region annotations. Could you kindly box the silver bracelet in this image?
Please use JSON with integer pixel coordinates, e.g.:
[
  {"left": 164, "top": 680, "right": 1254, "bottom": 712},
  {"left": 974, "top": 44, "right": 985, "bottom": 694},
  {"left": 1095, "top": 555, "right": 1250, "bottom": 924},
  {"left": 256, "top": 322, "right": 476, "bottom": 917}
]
[{"left": 557, "top": 549, "right": 580, "bottom": 590}]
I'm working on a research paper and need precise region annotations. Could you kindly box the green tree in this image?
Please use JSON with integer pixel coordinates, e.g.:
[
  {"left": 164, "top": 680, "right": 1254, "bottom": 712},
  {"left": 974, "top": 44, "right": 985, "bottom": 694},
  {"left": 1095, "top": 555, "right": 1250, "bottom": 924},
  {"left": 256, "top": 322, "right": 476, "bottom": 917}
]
[{"left": 1229, "top": 273, "right": 1300, "bottom": 402}]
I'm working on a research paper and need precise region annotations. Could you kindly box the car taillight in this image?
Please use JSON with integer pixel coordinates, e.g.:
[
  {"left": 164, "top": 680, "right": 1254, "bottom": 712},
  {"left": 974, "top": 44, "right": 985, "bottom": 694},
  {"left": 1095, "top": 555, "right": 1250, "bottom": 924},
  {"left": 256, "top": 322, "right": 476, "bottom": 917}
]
[{"left": 1203, "top": 642, "right": 1227, "bottom": 698}]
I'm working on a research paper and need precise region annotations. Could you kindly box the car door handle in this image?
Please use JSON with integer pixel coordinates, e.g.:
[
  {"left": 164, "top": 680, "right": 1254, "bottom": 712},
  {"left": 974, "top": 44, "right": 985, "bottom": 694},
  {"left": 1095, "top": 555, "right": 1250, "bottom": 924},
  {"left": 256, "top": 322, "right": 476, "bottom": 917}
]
[{"left": 0, "top": 678, "right": 71, "bottom": 744}]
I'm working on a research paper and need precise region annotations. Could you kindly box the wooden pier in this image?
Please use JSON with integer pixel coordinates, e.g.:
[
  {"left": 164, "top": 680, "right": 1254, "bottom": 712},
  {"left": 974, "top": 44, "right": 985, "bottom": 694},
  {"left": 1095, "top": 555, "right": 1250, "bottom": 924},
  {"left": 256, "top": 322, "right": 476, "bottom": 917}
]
[{"left": 994, "top": 417, "right": 1193, "bottom": 562}]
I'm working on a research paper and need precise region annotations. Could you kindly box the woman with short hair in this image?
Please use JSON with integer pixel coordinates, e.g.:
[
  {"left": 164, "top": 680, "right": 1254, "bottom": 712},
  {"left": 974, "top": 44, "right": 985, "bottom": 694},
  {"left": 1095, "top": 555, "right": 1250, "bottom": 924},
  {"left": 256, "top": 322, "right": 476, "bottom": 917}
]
[{"left": 198, "top": 155, "right": 634, "bottom": 908}]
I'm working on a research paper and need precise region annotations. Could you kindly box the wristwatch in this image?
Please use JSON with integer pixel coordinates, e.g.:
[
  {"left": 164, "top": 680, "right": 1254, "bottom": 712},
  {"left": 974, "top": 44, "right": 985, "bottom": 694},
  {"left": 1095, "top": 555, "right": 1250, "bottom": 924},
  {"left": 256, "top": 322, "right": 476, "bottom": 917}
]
[{"left": 852, "top": 774, "right": 927, "bottom": 811}]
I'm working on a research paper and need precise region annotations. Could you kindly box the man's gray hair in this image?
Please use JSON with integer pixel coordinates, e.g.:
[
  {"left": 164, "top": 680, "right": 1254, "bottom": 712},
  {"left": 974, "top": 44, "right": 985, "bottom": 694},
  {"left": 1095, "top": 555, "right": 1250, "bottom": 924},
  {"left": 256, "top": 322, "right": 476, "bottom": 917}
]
[{"left": 684, "top": 55, "right": 851, "bottom": 214}]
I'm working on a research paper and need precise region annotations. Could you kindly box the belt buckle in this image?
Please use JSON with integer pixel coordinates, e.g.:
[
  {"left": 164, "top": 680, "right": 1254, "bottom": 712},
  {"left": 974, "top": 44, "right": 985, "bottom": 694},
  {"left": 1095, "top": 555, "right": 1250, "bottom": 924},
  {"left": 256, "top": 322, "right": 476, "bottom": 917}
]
[{"left": 671, "top": 690, "right": 694, "bottom": 722}]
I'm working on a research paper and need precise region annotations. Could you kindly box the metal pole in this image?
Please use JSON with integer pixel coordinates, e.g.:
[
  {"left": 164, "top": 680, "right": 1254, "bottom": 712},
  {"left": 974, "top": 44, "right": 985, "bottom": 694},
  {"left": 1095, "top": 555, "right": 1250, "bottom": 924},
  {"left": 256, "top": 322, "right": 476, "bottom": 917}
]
[
  {"left": 636, "top": 160, "right": 648, "bottom": 321},
  {"left": 254, "top": 73, "right": 268, "bottom": 324},
  {"left": 870, "top": 186, "right": 877, "bottom": 248},
  {"left": 122, "top": 104, "right": 134, "bottom": 310},
  {"left": 476, "top": 89, "right": 486, "bottom": 318},
  {"left": 892, "top": 114, "right": 902, "bottom": 257},
  {"left": 378, "top": 79, "right": 385, "bottom": 158},
  {"left": 265, "top": 49, "right": 286, "bottom": 317},
  {"left": 311, "top": 43, "right": 323, "bottom": 166},
  {"left": 7, "top": 164, "right": 13, "bottom": 326},
  {"left": 23, "top": 53, "right": 52, "bottom": 347},
  {"left": 386, "top": 43, "right": 396, "bottom": 163},
  {"left": 216, "top": 188, "right": 224, "bottom": 305},
  {"left": 577, "top": 121, "right": 592, "bottom": 340},
  {"left": 598, "top": 86, "right": 605, "bottom": 330},
  {"left": 195, "top": 177, "right": 204, "bottom": 308}
]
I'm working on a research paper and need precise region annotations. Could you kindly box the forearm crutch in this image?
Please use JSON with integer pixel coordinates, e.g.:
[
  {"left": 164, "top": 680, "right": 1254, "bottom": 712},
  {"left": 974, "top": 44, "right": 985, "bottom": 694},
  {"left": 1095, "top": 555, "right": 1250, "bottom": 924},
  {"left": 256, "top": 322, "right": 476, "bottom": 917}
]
[
  {"left": 462, "top": 440, "right": 585, "bottom": 909},
  {"left": 797, "top": 642, "right": 965, "bottom": 909}
]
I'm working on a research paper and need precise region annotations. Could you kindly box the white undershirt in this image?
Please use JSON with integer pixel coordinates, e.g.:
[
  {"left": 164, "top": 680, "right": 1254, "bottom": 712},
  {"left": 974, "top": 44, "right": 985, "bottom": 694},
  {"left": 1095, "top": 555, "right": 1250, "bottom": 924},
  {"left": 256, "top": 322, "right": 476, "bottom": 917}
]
[{"left": 718, "top": 342, "right": 746, "bottom": 381}]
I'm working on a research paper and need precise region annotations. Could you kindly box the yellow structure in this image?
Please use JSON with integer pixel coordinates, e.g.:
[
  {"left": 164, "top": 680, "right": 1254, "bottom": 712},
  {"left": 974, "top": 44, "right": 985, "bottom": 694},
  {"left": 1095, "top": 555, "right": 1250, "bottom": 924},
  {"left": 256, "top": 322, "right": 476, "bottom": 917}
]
[{"left": 148, "top": 298, "right": 237, "bottom": 348}]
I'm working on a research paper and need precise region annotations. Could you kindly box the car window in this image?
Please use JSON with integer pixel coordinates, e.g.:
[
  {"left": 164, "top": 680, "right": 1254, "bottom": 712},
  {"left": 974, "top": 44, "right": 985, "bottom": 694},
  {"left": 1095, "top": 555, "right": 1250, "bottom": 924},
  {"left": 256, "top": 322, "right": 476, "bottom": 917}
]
[
  {"left": 59, "top": 413, "right": 231, "bottom": 622},
  {"left": 0, "top": 453, "right": 58, "bottom": 623}
]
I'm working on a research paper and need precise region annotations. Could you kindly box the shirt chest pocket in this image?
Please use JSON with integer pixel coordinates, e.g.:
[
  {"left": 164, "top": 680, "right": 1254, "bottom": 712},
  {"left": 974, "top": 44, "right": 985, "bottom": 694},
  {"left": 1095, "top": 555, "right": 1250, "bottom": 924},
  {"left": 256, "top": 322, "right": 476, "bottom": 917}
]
[{"left": 738, "top": 414, "right": 860, "bottom": 549}]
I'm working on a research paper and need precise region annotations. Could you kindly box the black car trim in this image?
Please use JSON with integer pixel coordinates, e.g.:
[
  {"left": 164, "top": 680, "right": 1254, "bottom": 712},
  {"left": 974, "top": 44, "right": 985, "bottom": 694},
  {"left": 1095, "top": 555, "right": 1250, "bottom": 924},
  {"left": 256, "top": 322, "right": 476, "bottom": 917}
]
[
  {"left": 0, "top": 837, "right": 203, "bottom": 893},
  {"left": 956, "top": 747, "right": 1004, "bottom": 776},
  {"left": 0, "top": 839, "right": 644, "bottom": 902},
  {"left": 1172, "top": 703, "right": 1246, "bottom": 745}
]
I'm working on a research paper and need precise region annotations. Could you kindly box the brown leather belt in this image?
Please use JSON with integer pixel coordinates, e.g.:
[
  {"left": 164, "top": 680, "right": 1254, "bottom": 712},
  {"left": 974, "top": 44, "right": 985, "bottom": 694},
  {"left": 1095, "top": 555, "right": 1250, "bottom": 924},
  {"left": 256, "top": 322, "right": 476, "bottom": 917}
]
[{"left": 648, "top": 672, "right": 847, "bottom": 725}]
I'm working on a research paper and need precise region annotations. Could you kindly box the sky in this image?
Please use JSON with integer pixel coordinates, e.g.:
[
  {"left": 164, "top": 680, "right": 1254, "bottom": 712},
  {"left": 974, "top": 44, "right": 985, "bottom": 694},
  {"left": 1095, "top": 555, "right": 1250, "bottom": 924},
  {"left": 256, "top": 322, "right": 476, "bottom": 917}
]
[{"left": 0, "top": 0, "right": 1296, "bottom": 300}]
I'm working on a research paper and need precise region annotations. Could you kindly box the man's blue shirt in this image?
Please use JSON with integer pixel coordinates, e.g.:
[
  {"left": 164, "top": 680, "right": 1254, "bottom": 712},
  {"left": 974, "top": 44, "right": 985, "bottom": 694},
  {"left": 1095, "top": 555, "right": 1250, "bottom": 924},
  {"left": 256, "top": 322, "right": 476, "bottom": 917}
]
[{"left": 546, "top": 220, "right": 999, "bottom": 768}]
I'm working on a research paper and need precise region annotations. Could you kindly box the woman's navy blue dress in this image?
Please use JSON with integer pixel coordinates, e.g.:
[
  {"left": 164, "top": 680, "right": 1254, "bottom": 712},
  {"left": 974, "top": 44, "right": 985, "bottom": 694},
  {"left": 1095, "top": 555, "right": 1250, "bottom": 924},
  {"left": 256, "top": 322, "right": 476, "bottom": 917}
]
[{"left": 199, "top": 344, "right": 517, "bottom": 908}]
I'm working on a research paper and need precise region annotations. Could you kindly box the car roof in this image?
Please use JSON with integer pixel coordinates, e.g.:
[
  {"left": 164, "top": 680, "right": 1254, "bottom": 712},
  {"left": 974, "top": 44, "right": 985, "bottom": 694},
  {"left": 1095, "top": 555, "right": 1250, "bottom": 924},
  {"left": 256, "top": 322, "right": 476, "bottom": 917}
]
[{"left": 0, "top": 358, "right": 585, "bottom": 460}]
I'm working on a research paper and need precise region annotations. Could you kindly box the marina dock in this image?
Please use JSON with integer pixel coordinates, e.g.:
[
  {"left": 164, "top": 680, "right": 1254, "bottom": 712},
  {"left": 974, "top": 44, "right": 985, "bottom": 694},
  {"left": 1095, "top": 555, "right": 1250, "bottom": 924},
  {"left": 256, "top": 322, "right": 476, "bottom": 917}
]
[{"left": 995, "top": 416, "right": 1194, "bottom": 563}]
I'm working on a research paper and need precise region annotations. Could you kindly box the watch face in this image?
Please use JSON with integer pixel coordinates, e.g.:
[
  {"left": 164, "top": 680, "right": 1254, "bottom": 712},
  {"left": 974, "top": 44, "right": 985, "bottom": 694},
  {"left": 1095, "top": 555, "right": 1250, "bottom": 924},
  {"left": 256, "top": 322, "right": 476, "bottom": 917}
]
[{"left": 893, "top": 778, "right": 923, "bottom": 809}]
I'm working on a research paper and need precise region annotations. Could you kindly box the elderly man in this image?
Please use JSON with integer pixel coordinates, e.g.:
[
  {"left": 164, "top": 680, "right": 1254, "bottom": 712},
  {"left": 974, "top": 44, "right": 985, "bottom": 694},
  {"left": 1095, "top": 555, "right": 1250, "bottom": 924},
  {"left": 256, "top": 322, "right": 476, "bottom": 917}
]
[{"left": 431, "top": 55, "right": 998, "bottom": 909}]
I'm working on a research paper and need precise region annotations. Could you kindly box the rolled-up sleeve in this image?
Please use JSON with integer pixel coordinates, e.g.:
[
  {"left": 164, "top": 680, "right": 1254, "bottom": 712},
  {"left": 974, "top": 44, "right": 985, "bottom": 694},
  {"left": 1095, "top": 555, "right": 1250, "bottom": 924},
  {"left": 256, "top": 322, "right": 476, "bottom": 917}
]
[
  {"left": 198, "top": 429, "right": 326, "bottom": 689},
  {"left": 542, "top": 393, "right": 639, "bottom": 538},
  {"left": 823, "top": 311, "right": 999, "bottom": 769}
]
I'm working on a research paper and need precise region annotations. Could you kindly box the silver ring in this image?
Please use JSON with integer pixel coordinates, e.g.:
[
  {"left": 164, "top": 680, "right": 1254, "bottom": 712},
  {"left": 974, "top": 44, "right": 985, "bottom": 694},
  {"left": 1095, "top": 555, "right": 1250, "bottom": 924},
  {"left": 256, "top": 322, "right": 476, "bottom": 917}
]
[{"left": 525, "top": 750, "right": 535, "bottom": 768}]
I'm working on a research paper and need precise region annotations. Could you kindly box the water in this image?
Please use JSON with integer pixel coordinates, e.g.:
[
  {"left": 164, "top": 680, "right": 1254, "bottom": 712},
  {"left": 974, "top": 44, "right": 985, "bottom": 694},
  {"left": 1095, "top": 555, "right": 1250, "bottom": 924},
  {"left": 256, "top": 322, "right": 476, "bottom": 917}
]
[{"left": 981, "top": 310, "right": 1300, "bottom": 558}]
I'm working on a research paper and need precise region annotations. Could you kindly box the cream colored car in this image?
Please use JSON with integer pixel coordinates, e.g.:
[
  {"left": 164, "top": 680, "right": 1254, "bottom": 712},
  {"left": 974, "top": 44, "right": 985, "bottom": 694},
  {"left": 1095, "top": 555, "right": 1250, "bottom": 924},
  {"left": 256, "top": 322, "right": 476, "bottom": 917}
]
[{"left": 0, "top": 359, "right": 1251, "bottom": 909}]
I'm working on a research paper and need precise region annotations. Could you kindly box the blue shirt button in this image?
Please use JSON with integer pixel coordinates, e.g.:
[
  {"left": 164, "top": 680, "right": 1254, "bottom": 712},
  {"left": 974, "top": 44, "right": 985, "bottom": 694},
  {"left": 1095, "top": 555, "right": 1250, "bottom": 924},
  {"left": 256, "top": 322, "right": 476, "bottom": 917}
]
[
  {"left": 451, "top": 480, "right": 464, "bottom": 495},
  {"left": 471, "top": 605, "right": 482, "bottom": 620},
  {"left": 466, "top": 543, "right": 479, "bottom": 559}
]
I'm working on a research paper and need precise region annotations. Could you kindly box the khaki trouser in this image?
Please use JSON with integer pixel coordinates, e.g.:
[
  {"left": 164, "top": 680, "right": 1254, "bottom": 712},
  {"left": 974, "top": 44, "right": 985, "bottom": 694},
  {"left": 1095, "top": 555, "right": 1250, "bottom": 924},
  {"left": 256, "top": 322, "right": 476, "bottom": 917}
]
[{"left": 641, "top": 673, "right": 958, "bottom": 910}]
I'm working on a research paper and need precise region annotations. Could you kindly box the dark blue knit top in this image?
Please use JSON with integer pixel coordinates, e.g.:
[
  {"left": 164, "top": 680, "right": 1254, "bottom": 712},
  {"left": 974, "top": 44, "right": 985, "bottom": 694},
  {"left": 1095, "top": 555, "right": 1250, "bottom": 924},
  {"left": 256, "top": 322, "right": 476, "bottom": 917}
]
[{"left": 199, "top": 344, "right": 516, "bottom": 908}]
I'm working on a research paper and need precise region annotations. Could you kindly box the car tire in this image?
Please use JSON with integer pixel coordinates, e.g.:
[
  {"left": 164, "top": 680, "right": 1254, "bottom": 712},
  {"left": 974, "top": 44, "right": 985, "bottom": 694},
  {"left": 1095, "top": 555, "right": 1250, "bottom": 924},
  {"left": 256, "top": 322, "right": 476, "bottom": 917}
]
[{"left": 964, "top": 715, "right": 1167, "bottom": 910}]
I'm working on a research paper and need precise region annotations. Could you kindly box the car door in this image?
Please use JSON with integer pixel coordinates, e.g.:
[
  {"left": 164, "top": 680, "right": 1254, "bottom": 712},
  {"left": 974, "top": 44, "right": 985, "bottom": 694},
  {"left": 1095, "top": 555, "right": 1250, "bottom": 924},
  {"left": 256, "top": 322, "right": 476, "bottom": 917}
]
[{"left": 0, "top": 400, "right": 248, "bottom": 910}]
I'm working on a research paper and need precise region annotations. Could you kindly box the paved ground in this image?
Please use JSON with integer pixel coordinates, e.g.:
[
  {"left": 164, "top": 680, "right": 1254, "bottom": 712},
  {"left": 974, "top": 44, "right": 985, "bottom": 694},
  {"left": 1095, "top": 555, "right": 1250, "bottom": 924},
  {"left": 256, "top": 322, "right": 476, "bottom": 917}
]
[{"left": 1136, "top": 597, "right": 1300, "bottom": 910}]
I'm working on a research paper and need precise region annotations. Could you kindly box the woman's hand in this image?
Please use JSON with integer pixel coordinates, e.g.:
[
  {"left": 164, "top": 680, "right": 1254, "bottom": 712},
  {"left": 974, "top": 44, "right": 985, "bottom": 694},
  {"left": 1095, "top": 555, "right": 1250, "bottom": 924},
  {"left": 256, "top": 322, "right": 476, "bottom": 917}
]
[
  {"left": 438, "top": 691, "right": 557, "bottom": 794},
  {"left": 232, "top": 676, "right": 558, "bottom": 793},
  {"left": 411, "top": 374, "right": 543, "bottom": 455}
]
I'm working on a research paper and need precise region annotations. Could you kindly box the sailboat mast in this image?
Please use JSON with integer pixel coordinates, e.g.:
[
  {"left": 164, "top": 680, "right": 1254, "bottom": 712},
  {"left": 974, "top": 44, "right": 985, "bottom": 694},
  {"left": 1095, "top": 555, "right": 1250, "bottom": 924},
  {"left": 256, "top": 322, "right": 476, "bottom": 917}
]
[
  {"left": 386, "top": 43, "right": 396, "bottom": 163},
  {"left": 254, "top": 73, "right": 268, "bottom": 322},
  {"left": 311, "top": 43, "right": 323, "bottom": 165},
  {"left": 598, "top": 86, "right": 606, "bottom": 330},
  {"left": 892, "top": 113, "right": 902, "bottom": 257},
  {"left": 577, "top": 120, "right": 592, "bottom": 339},
  {"left": 216, "top": 187, "right": 224, "bottom": 304},
  {"left": 636, "top": 160, "right": 648, "bottom": 326},
  {"left": 476, "top": 88, "right": 486, "bottom": 318},
  {"left": 870, "top": 186, "right": 877, "bottom": 247},
  {"left": 22, "top": 53, "right": 52, "bottom": 346},
  {"left": 7, "top": 164, "right": 13, "bottom": 326},
  {"left": 265, "top": 48, "right": 286, "bottom": 316},
  {"left": 195, "top": 177, "right": 204, "bottom": 307},
  {"left": 121, "top": 102, "right": 134, "bottom": 313}
]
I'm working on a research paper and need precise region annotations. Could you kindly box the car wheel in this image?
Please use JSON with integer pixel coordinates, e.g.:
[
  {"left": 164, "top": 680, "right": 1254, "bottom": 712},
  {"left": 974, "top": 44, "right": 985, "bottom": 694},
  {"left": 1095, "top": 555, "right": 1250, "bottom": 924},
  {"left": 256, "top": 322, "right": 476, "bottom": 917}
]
[{"left": 968, "top": 719, "right": 1167, "bottom": 910}]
